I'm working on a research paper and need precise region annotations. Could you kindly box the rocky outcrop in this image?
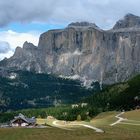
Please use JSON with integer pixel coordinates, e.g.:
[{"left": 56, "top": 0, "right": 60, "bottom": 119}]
[
  {"left": 113, "top": 14, "right": 140, "bottom": 29},
  {"left": 68, "top": 21, "right": 101, "bottom": 30},
  {"left": 1, "top": 14, "right": 140, "bottom": 85},
  {"left": 3, "top": 41, "right": 42, "bottom": 72}
]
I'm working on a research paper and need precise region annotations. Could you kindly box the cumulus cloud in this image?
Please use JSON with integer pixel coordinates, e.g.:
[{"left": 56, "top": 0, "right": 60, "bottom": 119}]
[
  {"left": 0, "top": 30, "right": 40, "bottom": 49},
  {"left": 0, "top": 0, "right": 140, "bottom": 29},
  {"left": 0, "top": 30, "right": 40, "bottom": 60}
]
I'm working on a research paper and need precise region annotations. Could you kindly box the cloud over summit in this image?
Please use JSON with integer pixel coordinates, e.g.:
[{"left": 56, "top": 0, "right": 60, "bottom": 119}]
[{"left": 0, "top": 0, "right": 140, "bottom": 29}]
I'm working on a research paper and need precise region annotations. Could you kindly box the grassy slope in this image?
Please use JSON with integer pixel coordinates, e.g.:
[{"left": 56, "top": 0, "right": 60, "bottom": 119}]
[
  {"left": 122, "top": 109, "right": 140, "bottom": 120},
  {"left": 36, "top": 118, "right": 48, "bottom": 125},
  {"left": 91, "top": 111, "right": 118, "bottom": 126},
  {"left": 91, "top": 109, "right": 140, "bottom": 126},
  {"left": 1, "top": 126, "right": 139, "bottom": 140},
  {"left": 0, "top": 110, "right": 140, "bottom": 140}
]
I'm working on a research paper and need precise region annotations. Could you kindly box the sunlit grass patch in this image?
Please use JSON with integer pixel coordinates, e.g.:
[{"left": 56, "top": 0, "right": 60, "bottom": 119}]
[{"left": 122, "top": 109, "right": 140, "bottom": 121}]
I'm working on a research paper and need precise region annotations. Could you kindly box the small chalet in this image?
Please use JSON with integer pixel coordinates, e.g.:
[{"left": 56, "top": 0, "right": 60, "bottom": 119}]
[
  {"left": 10, "top": 113, "right": 36, "bottom": 127},
  {"left": 81, "top": 103, "right": 88, "bottom": 108},
  {"left": 71, "top": 104, "right": 79, "bottom": 109}
]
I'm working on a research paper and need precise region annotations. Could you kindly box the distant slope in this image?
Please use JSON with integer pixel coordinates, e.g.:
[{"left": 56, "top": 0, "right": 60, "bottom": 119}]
[
  {"left": 86, "top": 75, "right": 140, "bottom": 111},
  {"left": 0, "top": 70, "right": 92, "bottom": 112}
]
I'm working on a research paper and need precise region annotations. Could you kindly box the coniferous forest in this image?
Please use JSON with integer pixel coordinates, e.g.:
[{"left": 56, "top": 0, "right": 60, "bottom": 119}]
[{"left": 0, "top": 70, "right": 139, "bottom": 123}]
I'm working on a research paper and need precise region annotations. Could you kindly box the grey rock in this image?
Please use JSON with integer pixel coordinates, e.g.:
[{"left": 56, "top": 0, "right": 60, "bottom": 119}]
[
  {"left": 1, "top": 14, "right": 140, "bottom": 85},
  {"left": 113, "top": 13, "right": 140, "bottom": 29},
  {"left": 68, "top": 22, "right": 101, "bottom": 30}
]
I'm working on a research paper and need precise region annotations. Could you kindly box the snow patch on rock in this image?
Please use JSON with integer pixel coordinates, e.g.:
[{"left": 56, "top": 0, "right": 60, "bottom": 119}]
[
  {"left": 59, "top": 74, "right": 80, "bottom": 80},
  {"left": 9, "top": 73, "right": 17, "bottom": 79},
  {"left": 73, "top": 50, "right": 82, "bottom": 55},
  {"left": 59, "top": 74, "right": 96, "bottom": 89}
]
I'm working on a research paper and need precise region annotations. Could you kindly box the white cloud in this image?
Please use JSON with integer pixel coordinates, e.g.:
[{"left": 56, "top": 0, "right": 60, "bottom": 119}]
[
  {"left": 0, "top": 51, "right": 13, "bottom": 60},
  {"left": 0, "top": 41, "right": 11, "bottom": 53},
  {"left": 0, "top": 30, "right": 40, "bottom": 60}
]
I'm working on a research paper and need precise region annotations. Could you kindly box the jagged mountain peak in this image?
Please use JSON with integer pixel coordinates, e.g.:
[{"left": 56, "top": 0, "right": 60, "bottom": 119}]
[
  {"left": 23, "top": 41, "right": 37, "bottom": 50},
  {"left": 113, "top": 13, "right": 140, "bottom": 29},
  {"left": 13, "top": 46, "right": 23, "bottom": 57},
  {"left": 124, "top": 13, "right": 139, "bottom": 19},
  {"left": 11, "top": 42, "right": 37, "bottom": 59}
]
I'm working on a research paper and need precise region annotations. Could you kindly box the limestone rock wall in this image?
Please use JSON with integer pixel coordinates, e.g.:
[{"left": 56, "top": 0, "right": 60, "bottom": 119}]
[{"left": 1, "top": 15, "right": 140, "bottom": 85}]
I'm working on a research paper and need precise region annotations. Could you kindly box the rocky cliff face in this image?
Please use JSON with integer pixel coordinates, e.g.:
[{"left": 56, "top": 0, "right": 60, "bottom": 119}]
[
  {"left": 113, "top": 14, "right": 140, "bottom": 29},
  {"left": 1, "top": 14, "right": 140, "bottom": 85}
]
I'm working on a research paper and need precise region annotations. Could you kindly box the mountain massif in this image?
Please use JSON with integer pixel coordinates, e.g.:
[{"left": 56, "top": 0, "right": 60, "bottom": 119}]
[{"left": 1, "top": 14, "right": 140, "bottom": 86}]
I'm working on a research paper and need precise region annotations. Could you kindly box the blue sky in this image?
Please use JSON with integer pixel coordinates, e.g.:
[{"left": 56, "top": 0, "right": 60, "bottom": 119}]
[
  {"left": 0, "top": 22, "right": 66, "bottom": 60},
  {"left": 0, "top": 22, "right": 65, "bottom": 33}
]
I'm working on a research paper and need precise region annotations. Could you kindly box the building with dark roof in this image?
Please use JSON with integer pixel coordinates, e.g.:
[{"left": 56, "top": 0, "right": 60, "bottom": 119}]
[{"left": 10, "top": 113, "right": 36, "bottom": 127}]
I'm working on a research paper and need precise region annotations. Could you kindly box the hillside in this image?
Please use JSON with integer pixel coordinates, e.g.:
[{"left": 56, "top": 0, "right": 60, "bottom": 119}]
[
  {"left": 0, "top": 75, "right": 139, "bottom": 124},
  {"left": 86, "top": 74, "right": 140, "bottom": 111},
  {"left": 0, "top": 70, "right": 93, "bottom": 112}
]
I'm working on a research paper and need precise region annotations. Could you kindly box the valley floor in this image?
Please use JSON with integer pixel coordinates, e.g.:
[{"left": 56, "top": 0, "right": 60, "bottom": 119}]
[{"left": 0, "top": 110, "right": 140, "bottom": 140}]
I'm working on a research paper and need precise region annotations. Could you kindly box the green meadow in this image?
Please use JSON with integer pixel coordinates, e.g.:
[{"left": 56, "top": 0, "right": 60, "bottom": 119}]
[{"left": 0, "top": 110, "right": 140, "bottom": 140}]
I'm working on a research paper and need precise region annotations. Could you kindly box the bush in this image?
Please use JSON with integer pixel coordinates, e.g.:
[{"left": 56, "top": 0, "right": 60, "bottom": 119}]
[{"left": 77, "top": 114, "right": 81, "bottom": 121}]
